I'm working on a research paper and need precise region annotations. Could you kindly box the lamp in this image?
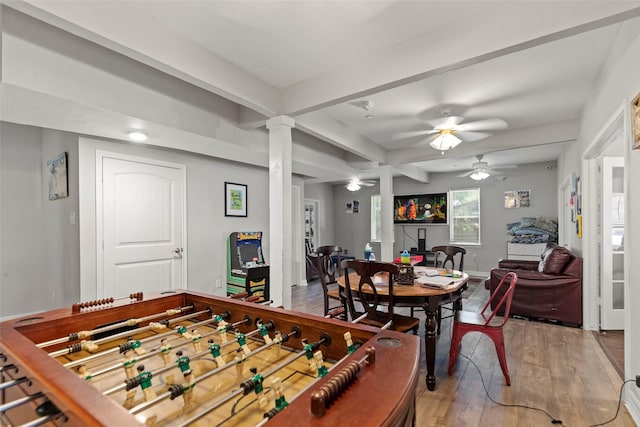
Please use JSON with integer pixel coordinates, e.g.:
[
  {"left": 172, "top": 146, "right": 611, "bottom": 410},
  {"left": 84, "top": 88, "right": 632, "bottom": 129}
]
[
  {"left": 429, "top": 130, "right": 461, "bottom": 151},
  {"left": 470, "top": 169, "right": 490, "bottom": 180},
  {"left": 346, "top": 182, "right": 361, "bottom": 191}
]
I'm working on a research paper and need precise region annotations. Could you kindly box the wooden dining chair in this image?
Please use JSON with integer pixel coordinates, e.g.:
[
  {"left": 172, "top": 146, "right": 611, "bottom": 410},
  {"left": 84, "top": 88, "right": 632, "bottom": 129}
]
[
  {"left": 448, "top": 272, "right": 518, "bottom": 386},
  {"left": 313, "top": 246, "right": 346, "bottom": 320},
  {"left": 431, "top": 245, "right": 467, "bottom": 334},
  {"left": 341, "top": 260, "right": 420, "bottom": 334}
]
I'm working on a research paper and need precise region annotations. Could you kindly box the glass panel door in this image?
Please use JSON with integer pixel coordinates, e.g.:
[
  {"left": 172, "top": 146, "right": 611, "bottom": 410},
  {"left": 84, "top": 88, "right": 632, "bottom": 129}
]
[{"left": 600, "top": 157, "right": 624, "bottom": 329}]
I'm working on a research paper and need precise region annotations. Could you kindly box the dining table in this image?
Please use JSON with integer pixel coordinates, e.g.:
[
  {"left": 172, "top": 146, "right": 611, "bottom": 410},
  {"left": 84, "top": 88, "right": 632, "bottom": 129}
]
[{"left": 338, "top": 268, "right": 469, "bottom": 391}]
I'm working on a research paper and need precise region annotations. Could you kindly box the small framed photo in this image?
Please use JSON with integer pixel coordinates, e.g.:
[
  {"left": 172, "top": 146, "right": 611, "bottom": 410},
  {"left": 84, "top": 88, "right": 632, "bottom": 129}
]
[
  {"left": 225, "top": 182, "right": 247, "bottom": 217},
  {"left": 632, "top": 92, "right": 640, "bottom": 150}
]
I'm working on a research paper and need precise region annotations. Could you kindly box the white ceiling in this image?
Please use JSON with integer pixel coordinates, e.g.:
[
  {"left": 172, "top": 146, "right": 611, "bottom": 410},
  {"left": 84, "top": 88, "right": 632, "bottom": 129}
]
[{"left": 3, "top": 0, "right": 640, "bottom": 184}]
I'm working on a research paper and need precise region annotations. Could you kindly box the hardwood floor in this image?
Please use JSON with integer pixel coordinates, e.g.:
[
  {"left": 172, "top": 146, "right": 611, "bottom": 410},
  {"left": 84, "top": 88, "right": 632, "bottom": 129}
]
[{"left": 291, "top": 280, "right": 636, "bottom": 426}]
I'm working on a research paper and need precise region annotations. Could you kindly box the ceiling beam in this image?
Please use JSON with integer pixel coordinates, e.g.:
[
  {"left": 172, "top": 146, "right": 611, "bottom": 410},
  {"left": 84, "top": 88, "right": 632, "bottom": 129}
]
[{"left": 281, "top": 3, "right": 640, "bottom": 116}]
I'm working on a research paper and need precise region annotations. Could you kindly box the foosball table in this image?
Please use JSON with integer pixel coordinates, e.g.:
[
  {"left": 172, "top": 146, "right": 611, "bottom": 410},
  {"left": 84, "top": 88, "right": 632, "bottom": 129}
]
[{"left": 0, "top": 290, "right": 420, "bottom": 426}]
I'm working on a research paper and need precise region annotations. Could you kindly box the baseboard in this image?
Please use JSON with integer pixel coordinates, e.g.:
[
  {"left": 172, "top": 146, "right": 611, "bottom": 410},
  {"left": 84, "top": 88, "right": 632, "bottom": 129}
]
[{"left": 626, "top": 387, "right": 640, "bottom": 425}]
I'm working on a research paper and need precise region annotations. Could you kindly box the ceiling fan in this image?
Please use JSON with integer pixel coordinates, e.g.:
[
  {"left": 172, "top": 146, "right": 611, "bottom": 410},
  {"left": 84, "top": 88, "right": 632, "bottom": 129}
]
[
  {"left": 346, "top": 178, "right": 376, "bottom": 191},
  {"left": 457, "top": 155, "right": 517, "bottom": 180},
  {"left": 393, "top": 106, "right": 508, "bottom": 151}
]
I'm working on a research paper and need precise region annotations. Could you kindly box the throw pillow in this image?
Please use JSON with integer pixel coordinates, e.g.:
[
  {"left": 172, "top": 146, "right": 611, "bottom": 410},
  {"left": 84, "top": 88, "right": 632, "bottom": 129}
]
[{"left": 540, "top": 246, "right": 572, "bottom": 274}]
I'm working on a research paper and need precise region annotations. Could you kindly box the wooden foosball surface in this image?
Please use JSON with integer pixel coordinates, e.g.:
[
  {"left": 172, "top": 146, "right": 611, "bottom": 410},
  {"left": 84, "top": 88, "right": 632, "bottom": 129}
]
[{"left": 1, "top": 290, "right": 420, "bottom": 427}]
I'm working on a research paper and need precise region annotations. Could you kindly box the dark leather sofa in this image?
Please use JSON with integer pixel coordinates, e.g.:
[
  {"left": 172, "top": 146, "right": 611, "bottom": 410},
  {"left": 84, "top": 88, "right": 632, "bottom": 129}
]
[{"left": 485, "top": 243, "right": 583, "bottom": 327}]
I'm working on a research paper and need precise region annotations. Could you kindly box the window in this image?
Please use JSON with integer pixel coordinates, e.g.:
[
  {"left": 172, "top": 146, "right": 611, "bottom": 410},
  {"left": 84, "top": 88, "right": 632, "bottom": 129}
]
[
  {"left": 371, "top": 194, "right": 381, "bottom": 242},
  {"left": 449, "top": 188, "right": 481, "bottom": 245}
]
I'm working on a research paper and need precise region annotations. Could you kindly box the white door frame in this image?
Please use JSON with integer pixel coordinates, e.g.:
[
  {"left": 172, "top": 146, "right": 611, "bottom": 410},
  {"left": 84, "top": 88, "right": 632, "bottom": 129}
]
[
  {"left": 95, "top": 150, "right": 187, "bottom": 298},
  {"left": 583, "top": 105, "right": 625, "bottom": 331}
]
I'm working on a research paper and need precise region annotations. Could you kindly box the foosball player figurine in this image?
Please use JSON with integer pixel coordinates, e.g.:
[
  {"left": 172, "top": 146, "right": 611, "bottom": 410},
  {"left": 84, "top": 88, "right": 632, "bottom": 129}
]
[
  {"left": 77, "top": 364, "right": 92, "bottom": 382},
  {"left": 128, "top": 338, "right": 146, "bottom": 356},
  {"left": 273, "top": 331, "right": 283, "bottom": 355},
  {"left": 302, "top": 339, "right": 317, "bottom": 372},
  {"left": 235, "top": 329, "right": 251, "bottom": 355},
  {"left": 271, "top": 377, "right": 288, "bottom": 411},
  {"left": 313, "top": 351, "right": 328, "bottom": 378},
  {"left": 159, "top": 338, "right": 172, "bottom": 366},
  {"left": 182, "top": 369, "right": 196, "bottom": 408},
  {"left": 215, "top": 316, "right": 229, "bottom": 343},
  {"left": 122, "top": 350, "right": 137, "bottom": 379},
  {"left": 242, "top": 367, "right": 267, "bottom": 408},
  {"left": 136, "top": 365, "right": 156, "bottom": 402},
  {"left": 176, "top": 351, "right": 191, "bottom": 374},
  {"left": 149, "top": 320, "right": 168, "bottom": 331},
  {"left": 234, "top": 347, "right": 245, "bottom": 377},
  {"left": 191, "top": 328, "right": 202, "bottom": 352},
  {"left": 344, "top": 331, "right": 356, "bottom": 354},
  {"left": 208, "top": 339, "right": 225, "bottom": 367},
  {"left": 175, "top": 325, "right": 192, "bottom": 340},
  {"left": 257, "top": 321, "right": 272, "bottom": 345}
]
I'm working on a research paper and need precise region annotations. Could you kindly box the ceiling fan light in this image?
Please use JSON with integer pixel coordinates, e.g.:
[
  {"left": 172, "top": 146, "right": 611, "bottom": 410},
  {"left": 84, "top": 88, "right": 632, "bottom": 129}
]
[
  {"left": 346, "top": 182, "right": 361, "bottom": 191},
  {"left": 470, "top": 170, "right": 490, "bottom": 180},
  {"left": 430, "top": 132, "right": 461, "bottom": 151}
]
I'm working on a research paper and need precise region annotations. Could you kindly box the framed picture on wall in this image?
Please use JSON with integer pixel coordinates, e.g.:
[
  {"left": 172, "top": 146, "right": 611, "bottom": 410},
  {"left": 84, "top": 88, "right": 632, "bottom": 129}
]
[
  {"left": 225, "top": 182, "right": 247, "bottom": 217},
  {"left": 47, "top": 152, "right": 68, "bottom": 200}
]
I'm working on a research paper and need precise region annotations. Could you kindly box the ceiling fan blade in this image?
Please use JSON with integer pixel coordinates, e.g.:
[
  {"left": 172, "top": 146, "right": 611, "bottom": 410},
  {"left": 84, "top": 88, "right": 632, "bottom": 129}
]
[
  {"left": 456, "top": 170, "right": 475, "bottom": 178},
  {"left": 456, "top": 118, "right": 508, "bottom": 132},
  {"left": 425, "top": 115, "right": 465, "bottom": 130},
  {"left": 488, "top": 165, "right": 518, "bottom": 171},
  {"left": 391, "top": 129, "right": 435, "bottom": 140},
  {"left": 455, "top": 130, "right": 492, "bottom": 142}
]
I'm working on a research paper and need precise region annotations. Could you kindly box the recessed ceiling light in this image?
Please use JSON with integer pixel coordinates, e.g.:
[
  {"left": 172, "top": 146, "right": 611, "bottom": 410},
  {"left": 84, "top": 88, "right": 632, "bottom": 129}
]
[{"left": 127, "top": 131, "right": 147, "bottom": 142}]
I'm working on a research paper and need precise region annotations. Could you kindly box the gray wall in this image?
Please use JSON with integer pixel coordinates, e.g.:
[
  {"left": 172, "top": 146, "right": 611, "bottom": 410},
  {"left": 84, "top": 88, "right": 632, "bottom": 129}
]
[
  {"left": 1, "top": 122, "right": 80, "bottom": 318},
  {"left": 333, "top": 161, "right": 558, "bottom": 273}
]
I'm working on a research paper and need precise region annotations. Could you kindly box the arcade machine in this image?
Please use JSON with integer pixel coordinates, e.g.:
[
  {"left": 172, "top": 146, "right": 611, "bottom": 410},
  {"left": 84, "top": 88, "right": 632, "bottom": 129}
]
[{"left": 227, "top": 232, "right": 270, "bottom": 300}]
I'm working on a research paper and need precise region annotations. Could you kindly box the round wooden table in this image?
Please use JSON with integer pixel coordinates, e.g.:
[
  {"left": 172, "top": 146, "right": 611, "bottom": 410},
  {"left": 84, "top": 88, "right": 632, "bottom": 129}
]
[{"left": 339, "top": 270, "right": 469, "bottom": 391}]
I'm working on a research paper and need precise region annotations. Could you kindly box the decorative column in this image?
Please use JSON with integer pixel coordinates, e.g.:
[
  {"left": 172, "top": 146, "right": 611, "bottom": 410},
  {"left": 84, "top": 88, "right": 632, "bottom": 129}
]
[
  {"left": 266, "top": 116, "right": 295, "bottom": 309},
  {"left": 379, "top": 165, "right": 394, "bottom": 261}
]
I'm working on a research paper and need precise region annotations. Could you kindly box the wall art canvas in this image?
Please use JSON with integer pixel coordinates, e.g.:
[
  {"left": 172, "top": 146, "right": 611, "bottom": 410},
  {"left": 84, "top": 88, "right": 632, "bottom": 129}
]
[
  {"left": 504, "top": 190, "right": 530, "bottom": 209},
  {"left": 47, "top": 152, "right": 68, "bottom": 200}
]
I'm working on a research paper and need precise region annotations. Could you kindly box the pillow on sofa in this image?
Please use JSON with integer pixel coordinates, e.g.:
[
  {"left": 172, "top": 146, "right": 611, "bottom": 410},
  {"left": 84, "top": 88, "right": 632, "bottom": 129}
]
[{"left": 538, "top": 246, "right": 572, "bottom": 274}]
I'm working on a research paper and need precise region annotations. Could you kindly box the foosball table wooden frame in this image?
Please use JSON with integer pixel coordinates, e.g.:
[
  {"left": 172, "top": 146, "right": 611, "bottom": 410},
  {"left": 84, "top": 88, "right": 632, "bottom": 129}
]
[{"left": 0, "top": 290, "right": 420, "bottom": 427}]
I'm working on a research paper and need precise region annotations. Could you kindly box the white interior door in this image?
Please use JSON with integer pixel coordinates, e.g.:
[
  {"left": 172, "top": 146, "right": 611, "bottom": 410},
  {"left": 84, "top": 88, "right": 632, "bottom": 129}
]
[
  {"left": 101, "top": 156, "right": 186, "bottom": 298},
  {"left": 601, "top": 156, "right": 625, "bottom": 330}
]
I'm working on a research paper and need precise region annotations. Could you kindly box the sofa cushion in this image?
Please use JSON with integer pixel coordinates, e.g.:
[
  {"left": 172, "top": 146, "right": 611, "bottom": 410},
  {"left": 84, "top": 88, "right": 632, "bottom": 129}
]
[{"left": 538, "top": 246, "right": 572, "bottom": 274}]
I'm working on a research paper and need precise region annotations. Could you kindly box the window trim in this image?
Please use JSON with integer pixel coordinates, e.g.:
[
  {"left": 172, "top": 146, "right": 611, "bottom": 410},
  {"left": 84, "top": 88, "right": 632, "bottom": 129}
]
[
  {"left": 449, "top": 188, "right": 481, "bottom": 245},
  {"left": 371, "top": 194, "right": 382, "bottom": 242}
]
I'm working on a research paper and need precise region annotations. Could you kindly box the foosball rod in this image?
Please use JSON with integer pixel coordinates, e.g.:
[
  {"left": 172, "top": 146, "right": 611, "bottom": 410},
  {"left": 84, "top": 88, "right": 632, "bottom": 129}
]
[
  {"left": 59, "top": 308, "right": 215, "bottom": 364},
  {"left": 36, "top": 305, "right": 196, "bottom": 349},
  {"left": 176, "top": 334, "right": 327, "bottom": 427},
  {"left": 96, "top": 316, "right": 253, "bottom": 382},
  {"left": 0, "top": 392, "right": 45, "bottom": 413},
  {"left": 128, "top": 327, "right": 290, "bottom": 415},
  {"left": 17, "top": 412, "right": 66, "bottom": 427},
  {"left": 0, "top": 377, "right": 30, "bottom": 391}
]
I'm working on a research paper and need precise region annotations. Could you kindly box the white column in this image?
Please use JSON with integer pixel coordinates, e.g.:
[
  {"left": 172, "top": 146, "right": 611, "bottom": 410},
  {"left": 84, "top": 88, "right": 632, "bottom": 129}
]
[
  {"left": 266, "top": 116, "right": 295, "bottom": 308},
  {"left": 379, "top": 165, "right": 394, "bottom": 261}
]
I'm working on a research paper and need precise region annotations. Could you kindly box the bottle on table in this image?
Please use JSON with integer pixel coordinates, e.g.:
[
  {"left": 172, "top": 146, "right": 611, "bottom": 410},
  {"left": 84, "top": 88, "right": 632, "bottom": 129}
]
[
  {"left": 401, "top": 250, "right": 410, "bottom": 264},
  {"left": 364, "top": 243, "right": 372, "bottom": 261}
]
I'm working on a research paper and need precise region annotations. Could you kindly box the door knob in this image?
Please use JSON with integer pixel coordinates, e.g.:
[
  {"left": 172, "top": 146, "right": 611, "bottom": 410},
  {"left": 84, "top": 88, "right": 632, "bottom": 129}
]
[{"left": 174, "top": 248, "right": 183, "bottom": 254}]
